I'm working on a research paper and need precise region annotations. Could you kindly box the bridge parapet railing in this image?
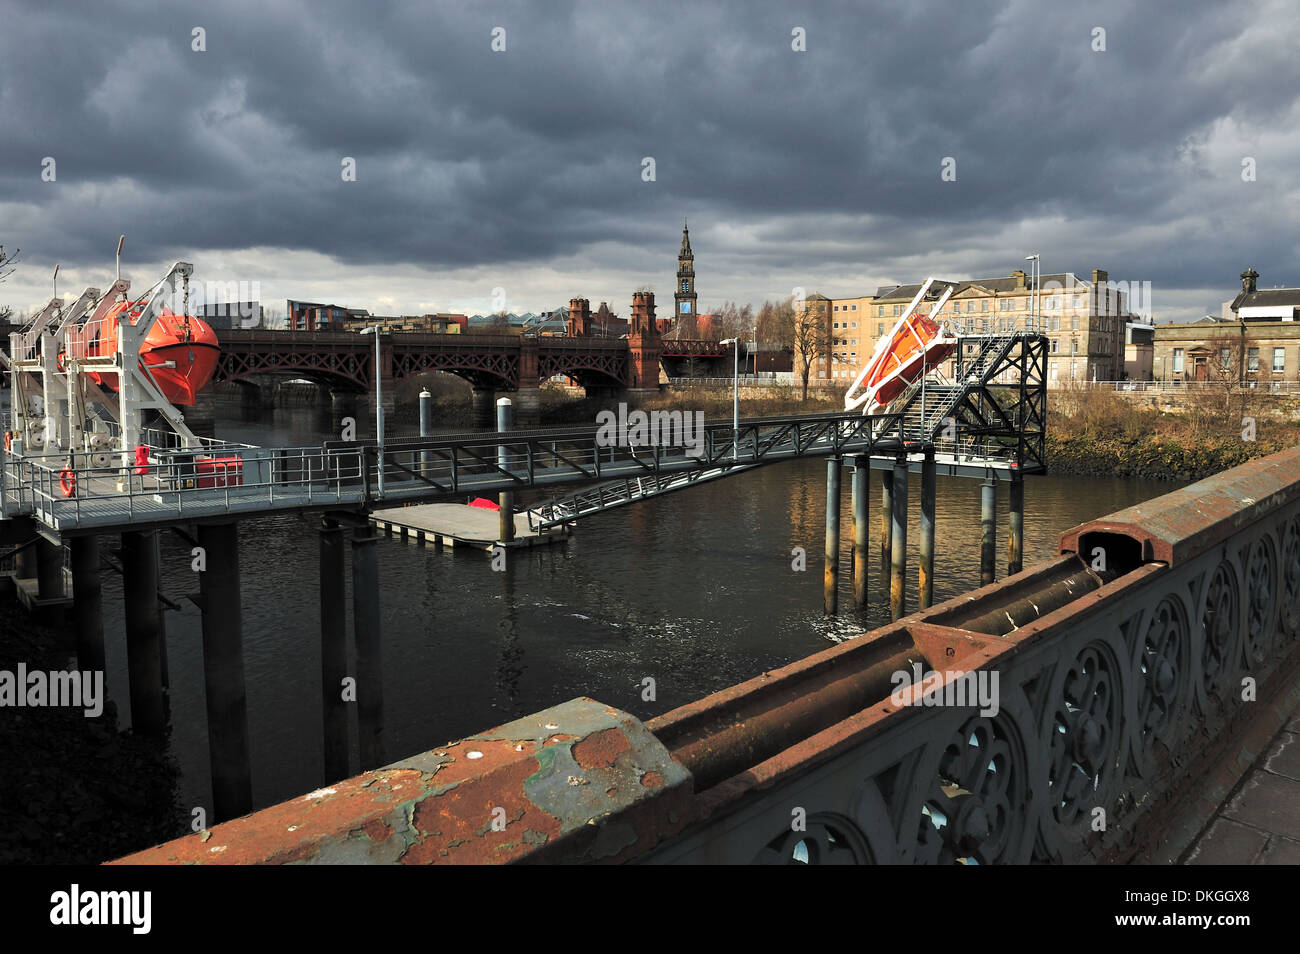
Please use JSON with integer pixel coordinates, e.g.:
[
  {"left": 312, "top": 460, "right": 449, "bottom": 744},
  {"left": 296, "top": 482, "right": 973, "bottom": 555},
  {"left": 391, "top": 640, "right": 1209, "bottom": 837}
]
[{"left": 117, "top": 444, "right": 1300, "bottom": 864}]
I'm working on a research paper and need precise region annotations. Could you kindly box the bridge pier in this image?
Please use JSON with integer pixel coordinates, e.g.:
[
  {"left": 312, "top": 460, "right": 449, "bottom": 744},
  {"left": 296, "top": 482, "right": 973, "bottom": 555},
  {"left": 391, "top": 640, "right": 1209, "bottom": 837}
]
[
  {"left": 980, "top": 478, "right": 997, "bottom": 585},
  {"left": 320, "top": 518, "right": 350, "bottom": 783},
  {"left": 197, "top": 522, "right": 253, "bottom": 822},
  {"left": 1008, "top": 472, "right": 1024, "bottom": 575},
  {"left": 890, "top": 457, "right": 909, "bottom": 621},
  {"left": 824, "top": 457, "right": 841, "bottom": 614},
  {"left": 471, "top": 388, "right": 496, "bottom": 429},
  {"left": 351, "top": 526, "right": 385, "bottom": 771},
  {"left": 851, "top": 457, "right": 869, "bottom": 610},
  {"left": 919, "top": 450, "right": 936, "bottom": 609},
  {"left": 512, "top": 387, "right": 541, "bottom": 427},
  {"left": 71, "top": 536, "right": 106, "bottom": 676},
  {"left": 121, "top": 530, "right": 167, "bottom": 738},
  {"left": 330, "top": 390, "right": 359, "bottom": 436},
  {"left": 498, "top": 398, "right": 515, "bottom": 544},
  {"left": 184, "top": 391, "right": 217, "bottom": 438}
]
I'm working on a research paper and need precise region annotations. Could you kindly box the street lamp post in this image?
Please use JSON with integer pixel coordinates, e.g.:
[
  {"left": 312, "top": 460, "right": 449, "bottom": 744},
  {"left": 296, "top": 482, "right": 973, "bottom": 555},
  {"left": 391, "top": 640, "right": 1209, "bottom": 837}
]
[
  {"left": 360, "top": 326, "right": 385, "bottom": 497},
  {"left": 721, "top": 338, "right": 739, "bottom": 459},
  {"left": 1025, "top": 254, "right": 1040, "bottom": 333}
]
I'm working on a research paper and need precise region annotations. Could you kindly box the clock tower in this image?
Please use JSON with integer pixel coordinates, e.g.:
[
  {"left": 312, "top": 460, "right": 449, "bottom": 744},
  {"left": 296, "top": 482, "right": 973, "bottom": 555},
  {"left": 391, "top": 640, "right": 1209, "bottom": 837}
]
[{"left": 674, "top": 219, "right": 697, "bottom": 332}]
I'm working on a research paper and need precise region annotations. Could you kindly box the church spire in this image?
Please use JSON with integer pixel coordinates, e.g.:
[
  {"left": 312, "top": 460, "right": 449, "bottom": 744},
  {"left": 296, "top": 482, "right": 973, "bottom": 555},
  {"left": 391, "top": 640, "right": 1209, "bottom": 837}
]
[{"left": 679, "top": 219, "right": 693, "bottom": 260}]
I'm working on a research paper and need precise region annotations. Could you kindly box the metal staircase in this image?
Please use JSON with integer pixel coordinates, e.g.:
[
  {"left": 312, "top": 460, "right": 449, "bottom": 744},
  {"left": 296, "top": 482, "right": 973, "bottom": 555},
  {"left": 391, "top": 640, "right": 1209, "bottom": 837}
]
[{"left": 886, "top": 332, "right": 1021, "bottom": 442}]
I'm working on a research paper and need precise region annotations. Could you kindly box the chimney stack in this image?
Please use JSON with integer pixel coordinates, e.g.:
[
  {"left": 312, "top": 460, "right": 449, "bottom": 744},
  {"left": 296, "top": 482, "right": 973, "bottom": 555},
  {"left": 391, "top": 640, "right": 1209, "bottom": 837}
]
[
  {"left": 1011, "top": 270, "right": 1026, "bottom": 289},
  {"left": 1092, "top": 268, "right": 1108, "bottom": 285},
  {"left": 1241, "top": 267, "right": 1259, "bottom": 294},
  {"left": 630, "top": 291, "right": 657, "bottom": 336},
  {"left": 567, "top": 297, "right": 591, "bottom": 336}
]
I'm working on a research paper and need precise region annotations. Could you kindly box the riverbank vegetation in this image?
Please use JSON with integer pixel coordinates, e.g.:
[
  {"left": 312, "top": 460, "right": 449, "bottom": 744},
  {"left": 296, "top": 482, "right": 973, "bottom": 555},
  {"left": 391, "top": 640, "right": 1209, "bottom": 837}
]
[{"left": 1046, "top": 382, "right": 1299, "bottom": 480}]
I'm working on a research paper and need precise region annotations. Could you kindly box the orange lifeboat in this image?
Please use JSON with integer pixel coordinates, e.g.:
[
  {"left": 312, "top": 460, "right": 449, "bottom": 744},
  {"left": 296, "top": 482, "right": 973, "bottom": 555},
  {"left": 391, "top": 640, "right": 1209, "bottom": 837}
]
[
  {"left": 81, "top": 300, "right": 220, "bottom": 406},
  {"left": 846, "top": 278, "right": 957, "bottom": 415}
]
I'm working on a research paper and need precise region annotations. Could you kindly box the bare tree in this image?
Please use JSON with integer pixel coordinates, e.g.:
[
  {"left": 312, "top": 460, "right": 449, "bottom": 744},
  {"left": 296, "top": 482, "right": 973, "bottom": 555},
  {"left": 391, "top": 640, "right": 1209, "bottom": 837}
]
[
  {"left": 756, "top": 298, "right": 796, "bottom": 349},
  {"left": 0, "top": 245, "right": 19, "bottom": 323},
  {"left": 793, "top": 297, "right": 832, "bottom": 401}
]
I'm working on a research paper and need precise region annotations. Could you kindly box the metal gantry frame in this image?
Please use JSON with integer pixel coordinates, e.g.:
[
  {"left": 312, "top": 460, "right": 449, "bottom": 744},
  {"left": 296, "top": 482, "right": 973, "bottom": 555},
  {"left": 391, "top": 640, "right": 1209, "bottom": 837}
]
[{"left": 5, "top": 257, "right": 203, "bottom": 471}]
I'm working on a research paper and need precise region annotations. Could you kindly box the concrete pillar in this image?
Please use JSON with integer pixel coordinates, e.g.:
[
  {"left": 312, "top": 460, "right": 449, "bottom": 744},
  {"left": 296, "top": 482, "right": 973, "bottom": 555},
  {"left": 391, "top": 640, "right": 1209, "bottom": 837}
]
[
  {"left": 351, "top": 527, "right": 385, "bottom": 770},
  {"left": 71, "top": 536, "right": 105, "bottom": 676},
  {"left": 419, "top": 389, "right": 433, "bottom": 475},
  {"left": 320, "top": 518, "right": 349, "bottom": 784},
  {"left": 197, "top": 522, "right": 252, "bottom": 822},
  {"left": 879, "top": 468, "right": 893, "bottom": 578},
  {"left": 13, "top": 539, "right": 36, "bottom": 581},
  {"left": 471, "top": 388, "right": 495, "bottom": 429},
  {"left": 824, "top": 457, "right": 841, "bottom": 615},
  {"left": 851, "top": 458, "right": 869, "bottom": 610},
  {"left": 919, "top": 451, "right": 936, "bottom": 609},
  {"left": 121, "top": 530, "right": 166, "bottom": 737},
  {"left": 890, "top": 458, "right": 909, "bottom": 621},
  {"left": 36, "top": 535, "right": 63, "bottom": 600},
  {"left": 1008, "top": 472, "right": 1025, "bottom": 575},
  {"left": 497, "top": 398, "right": 515, "bottom": 543},
  {"left": 980, "top": 478, "right": 997, "bottom": 586}
]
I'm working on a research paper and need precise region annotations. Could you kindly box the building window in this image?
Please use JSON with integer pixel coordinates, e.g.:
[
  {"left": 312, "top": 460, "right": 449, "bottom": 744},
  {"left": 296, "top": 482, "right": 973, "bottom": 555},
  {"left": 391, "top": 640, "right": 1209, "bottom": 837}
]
[
  {"left": 877, "top": 323, "right": 884, "bottom": 336},
  {"left": 966, "top": 301, "right": 974, "bottom": 313},
  {"left": 833, "top": 322, "right": 839, "bottom": 328},
  {"left": 681, "top": 280, "right": 689, "bottom": 292},
  {"left": 1071, "top": 315, "right": 1079, "bottom": 331},
  {"left": 1073, "top": 296, "right": 1081, "bottom": 310},
  {"left": 1050, "top": 339, "right": 1058, "bottom": 353},
  {"left": 877, "top": 306, "right": 884, "bottom": 318},
  {"left": 1072, "top": 339, "right": 1080, "bottom": 355},
  {"left": 1220, "top": 347, "right": 1231, "bottom": 368},
  {"left": 894, "top": 305, "right": 902, "bottom": 316},
  {"left": 1274, "top": 347, "right": 1285, "bottom": 372},
  {"left": 850, "top": 322, "right": 856, "bottom": 328},
  {"left": 981, "top": 300, "right": 989, "bottom": 312},
  {"left": 851, "top": 304, "right": 857, "bottom": 311},
  {"left": 1248, "top": 347, "right": 1259, "bottom": 372},
  {"left": 1173, "top": 348, "right": 1184, "bottom": 373}
]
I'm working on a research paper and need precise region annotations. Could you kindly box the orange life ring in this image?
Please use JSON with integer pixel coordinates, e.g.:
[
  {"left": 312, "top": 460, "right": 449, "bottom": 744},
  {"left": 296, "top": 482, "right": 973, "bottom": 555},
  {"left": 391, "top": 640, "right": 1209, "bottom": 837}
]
[
  {"left": 3, "top": 432, "right": 11, "bottom": 452},
  {"left": 59, "top": 468, "right": 76, "bottom": 498}
]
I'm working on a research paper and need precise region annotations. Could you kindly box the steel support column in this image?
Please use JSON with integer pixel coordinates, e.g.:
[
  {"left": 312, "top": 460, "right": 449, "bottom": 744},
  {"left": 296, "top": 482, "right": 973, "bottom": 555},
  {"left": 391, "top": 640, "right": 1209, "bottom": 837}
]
[
  {"left": 352, "top": 527, "right": 385, "bottom": 770},
  {"left": 197, "top": 522, "right": 252, "bottom": 822},
  {"left": 1008, "top": 471, "right": 1024, "bottom": 575},
  {"left": 121, "top": 530, "right": 166, "bottom": 737},
  {"left": 824, "top": 457, "right": 841, "bottom": 615},
  {"left": 320, "top": 518, "right": 349, "bottom": 783},
  {"left": 36, "top": 536, "right": 64, "bottom": 601},
  {"left": 851, "top": 458, "right": 869, "bottom": 610},
  {"left": 980, "top": 478, "right": 997, "bottom": 585},
  {"left": 919, "top": 450, "right": 936, "bottom": 609},
  {"left": 879, "top": 468, "right": 893, "bottom": 577},
  {"left": 890, "top": 458, "right": 909, "bottom": 621},
  {"left": 497, "top": 398, "right": 515, "bottom": 544},
  {"left": 70, "top": 536, "right": 105, "bottom": 676}
]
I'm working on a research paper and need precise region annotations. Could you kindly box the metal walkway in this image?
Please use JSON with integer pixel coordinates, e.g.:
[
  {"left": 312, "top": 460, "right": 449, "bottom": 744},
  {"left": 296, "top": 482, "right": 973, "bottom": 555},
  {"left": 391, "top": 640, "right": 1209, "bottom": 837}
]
[
  {"left": 527, "top": 332, "right": 1048, "bottom": 530},
  {"left": 1, "top": 411, "right": 908, "bottom": 534}
]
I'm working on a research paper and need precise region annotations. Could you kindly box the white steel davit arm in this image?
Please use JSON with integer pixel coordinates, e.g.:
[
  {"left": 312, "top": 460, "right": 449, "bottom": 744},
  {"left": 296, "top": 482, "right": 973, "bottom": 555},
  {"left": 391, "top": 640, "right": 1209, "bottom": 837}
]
[{"left": 843, "top": 278, "right": 955, "bottom": 413}]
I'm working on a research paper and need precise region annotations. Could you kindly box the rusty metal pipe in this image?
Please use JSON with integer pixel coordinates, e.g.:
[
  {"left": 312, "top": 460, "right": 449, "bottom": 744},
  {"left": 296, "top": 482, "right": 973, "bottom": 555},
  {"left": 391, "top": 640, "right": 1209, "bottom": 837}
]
[
  {"left": 939, "top": 558, "right": 1109, "bottom": 636},
  {"left": 664, "top": 644, "right": 917, "bottom": 792}
]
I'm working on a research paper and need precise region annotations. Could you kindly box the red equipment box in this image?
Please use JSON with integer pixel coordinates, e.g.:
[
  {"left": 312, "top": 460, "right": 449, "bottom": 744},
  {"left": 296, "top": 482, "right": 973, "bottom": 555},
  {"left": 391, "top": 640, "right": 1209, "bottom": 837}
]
[{"left": 196, "top": 456, "right": 243, "bottom": 488}]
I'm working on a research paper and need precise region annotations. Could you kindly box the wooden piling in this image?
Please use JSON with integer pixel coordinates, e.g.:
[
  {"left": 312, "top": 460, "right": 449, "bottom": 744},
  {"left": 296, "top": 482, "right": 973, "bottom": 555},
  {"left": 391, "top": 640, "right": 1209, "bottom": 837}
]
[{"left": 980, "top": 478, "right": 997, "bottom": 585}]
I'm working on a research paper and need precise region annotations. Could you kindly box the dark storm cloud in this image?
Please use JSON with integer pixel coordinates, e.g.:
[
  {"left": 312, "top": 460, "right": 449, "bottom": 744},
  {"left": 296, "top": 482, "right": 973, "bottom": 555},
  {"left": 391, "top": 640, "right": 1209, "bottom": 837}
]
[{"left": 2, "top": 0, "right": 1299, "bottom": 310}]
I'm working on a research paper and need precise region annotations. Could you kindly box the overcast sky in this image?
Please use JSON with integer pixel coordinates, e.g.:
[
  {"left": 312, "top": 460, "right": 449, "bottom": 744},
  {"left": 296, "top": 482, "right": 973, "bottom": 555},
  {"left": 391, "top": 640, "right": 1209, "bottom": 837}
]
[{"left": 2, "top": 0, "right": 1298, "bottom": 322}]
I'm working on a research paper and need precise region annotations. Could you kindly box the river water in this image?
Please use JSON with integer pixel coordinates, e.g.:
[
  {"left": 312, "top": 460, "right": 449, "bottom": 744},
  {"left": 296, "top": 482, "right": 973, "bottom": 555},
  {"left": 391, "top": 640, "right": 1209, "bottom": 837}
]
[{"left": 91, "top": 401, "right": 1180, "bottom": 828}]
